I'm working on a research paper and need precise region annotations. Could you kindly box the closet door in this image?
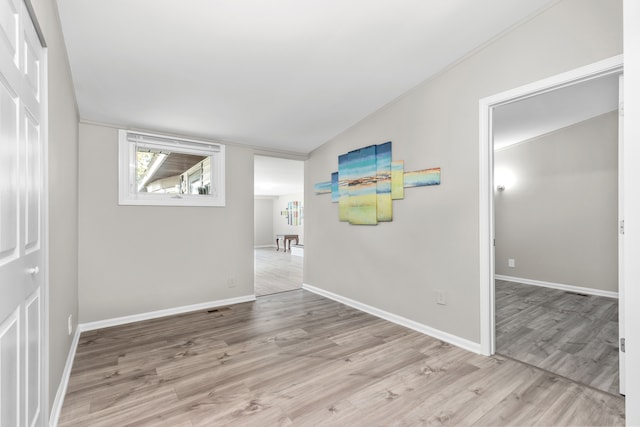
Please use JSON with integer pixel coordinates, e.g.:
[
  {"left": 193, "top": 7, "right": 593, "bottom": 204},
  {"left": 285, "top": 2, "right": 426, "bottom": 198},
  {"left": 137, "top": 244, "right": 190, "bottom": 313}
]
[{"left": 0, "top": 0, "right": 45, "bottom": 425}]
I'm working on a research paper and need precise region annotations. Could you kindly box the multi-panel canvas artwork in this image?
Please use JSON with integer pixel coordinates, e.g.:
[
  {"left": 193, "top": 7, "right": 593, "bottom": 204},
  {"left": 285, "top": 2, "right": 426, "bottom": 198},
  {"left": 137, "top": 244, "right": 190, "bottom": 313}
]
[
  {"left": 391, "top": 160, "right": 405, "bottom": 200},
  {"left": 376, "top": 142, "right": 392, "bottom": 222},
  {"left": 331, "top": 172, "right": 339, "bottom": 203},
  {"left": 338, "top": 153, "right": 350, "bottom": 222},
  {"left": 313, "top": 181, "right": 331, "bottom": 194},
  {"left": 342, "top": 145, "right": 377, "bottom": 225},
  {"left": 315, "top": 141, "right": 440, "bottom": 225},
  {"left": 404, "top": 168, "right": 441, "bottom": 188}
]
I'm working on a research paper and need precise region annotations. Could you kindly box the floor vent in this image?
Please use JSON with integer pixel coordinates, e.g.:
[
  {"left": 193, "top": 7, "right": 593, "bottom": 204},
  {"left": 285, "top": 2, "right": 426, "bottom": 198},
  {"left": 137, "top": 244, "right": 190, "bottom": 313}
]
[{"left": 566, "top": 292, "right": 589, "bottom": 297}]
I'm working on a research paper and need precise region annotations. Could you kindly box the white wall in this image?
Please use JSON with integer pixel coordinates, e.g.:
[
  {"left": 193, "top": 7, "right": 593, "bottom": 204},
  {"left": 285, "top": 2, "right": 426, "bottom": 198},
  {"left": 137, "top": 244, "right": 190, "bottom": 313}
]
[
  {"left": 31, "top": 0, "right": 80, "bottom": 409},
  {"left": 254, "top": 197, "right": 274, "bottom": 246},
  {"left": 495, "top": 112, "right": 618, "bottom": 292},
  {"left": 78, "top": 123, "right": 255, "bottom": 322},
  {"left": 273, "top": 192, "right": 304, "bottom": 244},
  {"left": 304, "top": 0, "right": 622, "bottom": 343}
]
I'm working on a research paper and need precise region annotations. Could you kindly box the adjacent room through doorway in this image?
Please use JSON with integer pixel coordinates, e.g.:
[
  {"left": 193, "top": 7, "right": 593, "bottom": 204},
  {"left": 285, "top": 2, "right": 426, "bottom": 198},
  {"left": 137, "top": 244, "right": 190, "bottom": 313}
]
[
  {"left": 491, "top": 72, "right": 622, "bottom": 395},
  {"left": 254, "top": 156, "right": 305, "bottom": 296}
]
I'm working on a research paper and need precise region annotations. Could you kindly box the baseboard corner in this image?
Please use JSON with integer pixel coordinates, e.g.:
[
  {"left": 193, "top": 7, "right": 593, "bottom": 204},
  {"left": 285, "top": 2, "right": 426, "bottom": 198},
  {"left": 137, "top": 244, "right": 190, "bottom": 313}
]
[{"left": 302, "top": 283, "right": 482, "bottom": 355}]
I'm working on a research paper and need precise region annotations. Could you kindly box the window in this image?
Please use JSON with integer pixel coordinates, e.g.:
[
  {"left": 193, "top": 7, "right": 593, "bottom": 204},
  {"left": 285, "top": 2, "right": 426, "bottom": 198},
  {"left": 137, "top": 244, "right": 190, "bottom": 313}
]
[{"left": 118, "top": 130, "right": 225, "bottom": 206}]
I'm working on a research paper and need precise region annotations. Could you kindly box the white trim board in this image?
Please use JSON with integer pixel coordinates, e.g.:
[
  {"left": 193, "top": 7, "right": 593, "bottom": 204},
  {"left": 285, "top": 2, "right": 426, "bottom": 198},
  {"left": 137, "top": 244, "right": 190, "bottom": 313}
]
[
  {"left": 302, "top": 284, "right": 482, "bottom": 354},
  {"left": 78, "top": 295, "right": 256, "bottom": 332},
  {"left": 495, "top": 275, "right": 618, "bottom": 299},
  {"left": 49, "top": 326, "right": 81, "bottom": 427},
  {"left": 254, "top": 244, "right": 277, "bottom": 249}
]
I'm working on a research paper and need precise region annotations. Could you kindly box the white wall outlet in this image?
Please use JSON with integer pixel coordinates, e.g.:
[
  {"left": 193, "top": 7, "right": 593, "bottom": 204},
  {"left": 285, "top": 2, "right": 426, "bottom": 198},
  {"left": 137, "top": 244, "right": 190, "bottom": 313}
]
[
  {"left": 227, "top": 278, "right": 236, "bottom": 288},
  {"left": 67, "top": 314, "right": 73, "bottom": 336},
  {"left": 508, "top": 258, "right": 515, "bottom": 268},
  {"left": 436, "top": 290, "right": 446, "bottom": 305}
]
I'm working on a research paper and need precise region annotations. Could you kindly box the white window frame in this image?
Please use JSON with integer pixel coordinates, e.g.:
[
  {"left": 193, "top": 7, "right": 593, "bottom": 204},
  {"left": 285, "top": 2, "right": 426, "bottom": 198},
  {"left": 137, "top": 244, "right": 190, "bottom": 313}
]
[{"left": 118, "top": 129, "right": 225, "bottom": 206}]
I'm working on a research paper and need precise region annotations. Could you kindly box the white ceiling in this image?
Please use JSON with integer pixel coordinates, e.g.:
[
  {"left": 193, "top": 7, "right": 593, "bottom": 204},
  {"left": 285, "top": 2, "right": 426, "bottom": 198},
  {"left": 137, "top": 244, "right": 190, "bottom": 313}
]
[
  {"left": 254, "top": 156, "right": 304, "bottom": 196},
  {"left": 493, "top": 74, "right": 620, "bottom": 150},
  {"left": 57, "top": 0, "right": 557, "bottom": 155}
]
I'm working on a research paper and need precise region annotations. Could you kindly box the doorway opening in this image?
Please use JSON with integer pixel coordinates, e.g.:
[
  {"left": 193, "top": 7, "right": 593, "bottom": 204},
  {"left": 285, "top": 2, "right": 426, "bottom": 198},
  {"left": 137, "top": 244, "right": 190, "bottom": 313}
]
[
  {"left": 254, "top": 155, "right": 304, "bottom": 296},
  {"left": 479, "top": 55, "right": 624, "bottom": 395}
]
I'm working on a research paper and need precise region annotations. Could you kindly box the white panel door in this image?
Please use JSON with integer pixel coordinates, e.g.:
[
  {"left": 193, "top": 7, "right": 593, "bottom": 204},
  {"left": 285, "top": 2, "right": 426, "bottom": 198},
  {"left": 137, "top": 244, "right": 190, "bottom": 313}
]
[{"left": 0, "top": 1, "right": 45, "bottom": 426}]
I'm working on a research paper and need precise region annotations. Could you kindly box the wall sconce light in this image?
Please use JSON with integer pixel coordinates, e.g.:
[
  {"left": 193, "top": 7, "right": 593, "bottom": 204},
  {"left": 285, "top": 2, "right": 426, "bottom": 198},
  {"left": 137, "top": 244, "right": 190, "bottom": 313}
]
[{"left": 494, "top": 167, "right": 515, "bottom": 192}]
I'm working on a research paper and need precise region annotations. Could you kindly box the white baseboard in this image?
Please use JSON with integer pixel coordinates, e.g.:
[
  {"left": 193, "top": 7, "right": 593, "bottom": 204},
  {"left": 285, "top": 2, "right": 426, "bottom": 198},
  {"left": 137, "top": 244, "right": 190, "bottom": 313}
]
[
  {"left": 49, "top": 326, "right": 81, "bottom": 427},
  {"left": 254, "top": 244, "right": 277, "bottom": 249},
  {"left": 495, "top": 275, "right": 618, "bottom": 299},
  {"left": 78, "top": 295, "right": 256, "bottom": 332},
  {"left": 302, "top": 284, "right": 482, "bottom": 354}
]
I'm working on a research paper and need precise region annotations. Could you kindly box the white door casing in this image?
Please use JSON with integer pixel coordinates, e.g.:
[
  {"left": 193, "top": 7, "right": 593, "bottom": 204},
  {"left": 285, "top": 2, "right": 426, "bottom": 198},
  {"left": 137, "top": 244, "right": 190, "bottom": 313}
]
[
  {"left": 478, "top": 55, "right": 624, "bottom": 391},
  {"left": 617, "top": 74, "right": 625, "bottom": 395},
  {"left": 0, "top": 0, "right": 45, "bottom": 426}
]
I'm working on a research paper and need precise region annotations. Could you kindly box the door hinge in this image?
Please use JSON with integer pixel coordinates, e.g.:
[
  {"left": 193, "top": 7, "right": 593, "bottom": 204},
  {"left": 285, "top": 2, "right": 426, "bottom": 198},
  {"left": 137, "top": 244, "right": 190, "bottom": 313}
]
[
  {"left": 620, "top": 338, "right": 625, "bottom": 353},
  {"left": 620, "top": 220, "right": 625, "bottom": 235},
  {"left": 493, "top": 238, "right": 496, "bottom": 247}
]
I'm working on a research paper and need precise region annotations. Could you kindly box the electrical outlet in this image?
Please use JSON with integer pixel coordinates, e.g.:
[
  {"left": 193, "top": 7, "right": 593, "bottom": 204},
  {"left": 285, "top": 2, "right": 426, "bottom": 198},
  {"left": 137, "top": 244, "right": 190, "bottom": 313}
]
[
  {"left": 436, "top": 290, "right": 446, "bottom": 306},
  {"left": 227, "top": 278, "right": 236, "bottom": 288},
  {"left": 67, "top": 314, "right": 73, "bottom": 336},
  {"left": 508, "top": 258, "right": 515, "bottom": 268}
]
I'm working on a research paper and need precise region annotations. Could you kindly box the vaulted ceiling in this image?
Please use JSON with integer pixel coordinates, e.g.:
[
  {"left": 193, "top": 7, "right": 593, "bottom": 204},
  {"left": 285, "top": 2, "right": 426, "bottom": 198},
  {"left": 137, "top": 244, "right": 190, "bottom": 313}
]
[
  {"left": 493, "top": 73, "right": 619, "bottom": 150},
  {"left": 57, "top": 0, "right": 557, "bottom": 155}
]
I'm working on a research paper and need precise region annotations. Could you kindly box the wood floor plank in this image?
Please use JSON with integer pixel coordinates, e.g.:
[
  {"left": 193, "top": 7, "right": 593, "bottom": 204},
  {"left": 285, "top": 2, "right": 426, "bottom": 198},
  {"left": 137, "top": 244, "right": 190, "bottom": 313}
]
[
  {"left": 496, "top": 279, "right": 620, "bottom": 395},
  {"left": 254, "top": 247, "right": 302, "bottom": 296},
  {"left": 386, "top": 357, "right": 521, "bottom": 426},
  {"left": 59, "top": 289, "right": 624, "bottom": 426}
]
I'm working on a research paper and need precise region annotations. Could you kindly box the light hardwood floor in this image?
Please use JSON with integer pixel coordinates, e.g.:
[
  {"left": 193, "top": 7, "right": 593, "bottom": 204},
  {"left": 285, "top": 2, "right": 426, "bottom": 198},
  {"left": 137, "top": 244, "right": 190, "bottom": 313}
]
[
  {"left": 58, "top": 290, "right": 624, "bottom": 426},
  {"left": 254, "top": 247, "right": 302, "bottom": 296},
  {"left": 496, "top": 279, "right": 619, "bottom": 395}
]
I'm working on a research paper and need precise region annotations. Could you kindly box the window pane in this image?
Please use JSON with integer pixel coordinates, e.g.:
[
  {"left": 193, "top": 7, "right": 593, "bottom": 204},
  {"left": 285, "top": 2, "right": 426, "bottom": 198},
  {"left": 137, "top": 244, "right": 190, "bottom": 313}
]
[
  {"left": 136, "top": 147, "right": 209, "bottom": 195},
  {"left": 119, "top": 129, "right": 225, "bottom": 207}
]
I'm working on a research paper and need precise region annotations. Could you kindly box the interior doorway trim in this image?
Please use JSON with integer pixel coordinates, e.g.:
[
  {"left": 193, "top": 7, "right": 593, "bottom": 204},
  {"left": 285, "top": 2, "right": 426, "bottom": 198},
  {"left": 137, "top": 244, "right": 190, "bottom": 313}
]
[{"left": 478, "top": 54, "right": 623, "bottom": 357}]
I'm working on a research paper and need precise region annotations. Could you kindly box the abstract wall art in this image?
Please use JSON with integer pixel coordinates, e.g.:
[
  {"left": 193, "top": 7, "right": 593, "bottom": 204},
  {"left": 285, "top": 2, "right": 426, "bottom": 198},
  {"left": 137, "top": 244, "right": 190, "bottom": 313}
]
[
  {"left": 313, "top": 181, "right": 331, "bottom": 194},
  {"left": 314, "top": 141, "right": 440, "bottom": 225},
  {"left": 280, "top": 201, "right": 302, "bottom": 226},
  {"left": 404, "top": 168, "right": 442, "bottom": 188},
  {"left": 391, "top": 160, "right": 405, "bottom": 199},
  {"left": 285, "top": 201, "right": 302, "bottom": 226}
]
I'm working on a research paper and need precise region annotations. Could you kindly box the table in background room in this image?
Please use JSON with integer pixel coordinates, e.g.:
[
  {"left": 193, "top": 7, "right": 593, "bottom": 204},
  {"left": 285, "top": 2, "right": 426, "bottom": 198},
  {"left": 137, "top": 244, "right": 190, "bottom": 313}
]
[{"left": 276, "top": 234, "right": 299, "bottom": 252}]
